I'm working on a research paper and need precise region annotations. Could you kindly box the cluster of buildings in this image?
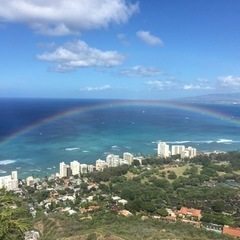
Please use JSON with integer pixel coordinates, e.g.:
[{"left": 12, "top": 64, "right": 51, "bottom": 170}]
[
  {"left": 96, "top": 152, "right": 135, "bottom": 171},
  {"left": 58, "top": 160, "right": 94, "bottom": 178},
  {"left": 164, "top": 206, "right": 240, "bottom": 239},
  {"left": 59, "top": 141, "right": 198, "bottom": 179},
  {"left": 0, "top": 171, "right": 18, "bottom": 191},
  {"left": 157, "top": 141, "right": 197, "bottom": 159},
  {"left": 0, "top": 141, "right": 197, "bottom": 188},
  {"left": 58, "top": 152, "right": 135, "bottom": 178}
]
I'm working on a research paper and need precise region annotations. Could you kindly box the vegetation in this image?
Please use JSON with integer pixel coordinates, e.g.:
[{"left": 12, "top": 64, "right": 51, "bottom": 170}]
[
  {"left": 2, "top": 151, "right": 240, "bottom": 239},
  {"left": 34, "top": 212, "right": 234, "bottom": 240},
  {"left": 0, "top": 189, "right": 31, "bottom": 239}
]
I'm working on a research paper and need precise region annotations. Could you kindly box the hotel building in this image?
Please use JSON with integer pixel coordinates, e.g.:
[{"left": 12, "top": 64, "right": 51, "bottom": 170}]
[
  {"left": 123, "top": 152, "right": 134, "bottom": 165},
  {"left": 96, "top": 159, "right": 108, "bottom": 171},
  {"left": 171, "top": 145, "right": 185, "bottom": 156},
  {"left": 158, "top": 142, "right": 170, "bottom": 157},
  {"left": 106, "top": 154, "right": 121, "bottom": 167},
  {"left": 70, "top": 160, "right": 80, "bottom": 176},
  {"left": 0, "top": 171, "right": 18, "bottom": 191},
  {"left": 59, "top": 162, "right": 72, "bottom": 178},
  {"left": 181, "top": 146, "right": 197, "bottom": 159}
]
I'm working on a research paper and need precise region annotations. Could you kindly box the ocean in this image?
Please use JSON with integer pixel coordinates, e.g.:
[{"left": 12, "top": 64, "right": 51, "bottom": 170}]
[{"left": 0, "top": 98, "right": 240, "bottom": 178}]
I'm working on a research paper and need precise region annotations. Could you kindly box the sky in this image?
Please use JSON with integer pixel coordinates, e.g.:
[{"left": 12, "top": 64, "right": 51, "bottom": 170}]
[{"left": 1, "top": 0, "right": 240, "bottom": 100}]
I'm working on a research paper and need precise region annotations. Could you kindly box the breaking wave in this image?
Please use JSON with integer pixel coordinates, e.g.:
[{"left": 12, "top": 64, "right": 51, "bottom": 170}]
[
  {"left": 65, "top": 147, "right": 80, "bottom": 151},
  {"left": 217, "top": 139, "right": 233, "bottom": 144},
  {"left": 0, "top": 160, "right": 16, "bottom": 165}
]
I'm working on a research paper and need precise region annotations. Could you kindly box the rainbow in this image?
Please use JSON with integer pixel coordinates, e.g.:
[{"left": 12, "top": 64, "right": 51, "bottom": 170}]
[{"left": 1, "top": 99, "right": 239, "bottom": 145}]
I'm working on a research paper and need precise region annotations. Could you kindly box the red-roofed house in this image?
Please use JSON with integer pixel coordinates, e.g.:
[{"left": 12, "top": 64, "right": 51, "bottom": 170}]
[
  {"left": 177, "top": 207, "right": 202, "bottom": 221},
  {"left": 223, "top": 225, "right": 240, "bottom": 238}
]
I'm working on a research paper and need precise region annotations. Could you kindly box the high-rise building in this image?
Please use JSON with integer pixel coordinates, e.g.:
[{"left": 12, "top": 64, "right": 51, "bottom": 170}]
[
  {"left": 11, "top": 171, "right": 18, "bottom": 180},
  {"left": 80, "top": 164, "right": 88, "bottom": 174},
  {"left": 123, "top": 152, "right": 133, "bottom": 165},
  {"left": 171, "top": 145, "right": 185, "bottom": 156},
  {"left": 59, "top": 162, "right": 68, "bottom": 178},
  {"left": 158, "top": 142, "right": 170, "bottom": 157},
  {"left": 0, "top": 171, "right": 18, "bottom": 191},
  {"left": 70, "top": 160, "right": 80, "bottom": 176},
  {"left": 187, "top": 147, "right": 197, "bottom": 158},
  {"left": 180, "top": 147, "right": 197, "bottom": 158},
  {"left": 106, "top": 154, "right": 121, "bottom": 167},
  {"left": 66, "top": 166, "right": 72, "bottom": 177},
  {"left": 87, "top": 165, "right": 95, "bottom": 172},
  {"left": 180, "top": 150, "right": 190, "bottom": 158},
  {"left": 26, "top": 176, "right": 35, "bottom": 187},
  {"left": 96, "top": 159, "right": 108, "bottom": 171}
]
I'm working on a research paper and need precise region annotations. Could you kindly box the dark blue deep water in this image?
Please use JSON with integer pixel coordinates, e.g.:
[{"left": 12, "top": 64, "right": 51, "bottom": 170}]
[{"left": 0, "top": 98, "right": 240, "bottom": 178}]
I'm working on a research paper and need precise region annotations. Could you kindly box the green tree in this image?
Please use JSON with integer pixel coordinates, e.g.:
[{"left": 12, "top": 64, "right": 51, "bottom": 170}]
[
  {"left": 132, "top": 160, "right": 140, "bottom": 166},
  {"left": 0, "top": 189, "right": 30, "bottom": 239},
  {"left": 156, "top": 208, "right": 168, "bottom": 217},
  {"left": 212, "top": 200, "right": 225, "bottom": 213},
  {"left": 168, "top": 171, "right": 177, "bottom": 180}
]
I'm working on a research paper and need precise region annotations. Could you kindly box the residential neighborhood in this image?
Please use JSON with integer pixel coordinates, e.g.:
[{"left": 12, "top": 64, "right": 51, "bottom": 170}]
[{"left": 1, "top": 147, "right": 240, "bottom": 239}]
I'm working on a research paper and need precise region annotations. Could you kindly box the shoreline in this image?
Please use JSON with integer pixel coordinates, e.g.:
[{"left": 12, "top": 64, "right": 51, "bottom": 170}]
[{"left": 0, "top": 146, "right": 238, "bottom": 180}]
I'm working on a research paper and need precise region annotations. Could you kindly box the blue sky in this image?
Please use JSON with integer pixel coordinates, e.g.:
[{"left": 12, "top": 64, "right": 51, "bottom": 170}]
[{"left": 1, "top": 0, "right": 240, "bottom": 99}]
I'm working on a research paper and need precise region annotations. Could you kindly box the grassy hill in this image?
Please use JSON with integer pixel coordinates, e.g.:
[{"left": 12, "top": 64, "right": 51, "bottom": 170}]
[{"left": 34, "top": 212, "right": 234, "bottom": 240}]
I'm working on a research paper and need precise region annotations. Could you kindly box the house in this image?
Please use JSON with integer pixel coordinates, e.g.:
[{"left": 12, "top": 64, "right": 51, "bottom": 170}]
[
  {"left": 201, "top": 222, "right": 223, "bottom": 234},
  {"left": 163, "top": 216, "right": 177, "bottom": 222},
  {"left": 223, "top": 225, "right": 240, "bottom": 238},
  {"left": 112, "top": 196, "right": 121, "bottom": 201},
  {"left": 61, "top": 207, "right": 77, "bottom": 215},
  {"left": 118, "top": 199, "right": 128, "bottom": 206},
  {"left": 166, "top": 208, "right": 176, "bottom": 217},
  {"left": 177, "top": 207, "right": 202, "bottom": 220},
  {"left": 181, "top": 219, "right": 201, "bottom": 228},
  {"left": 24, "top": 230, "right": 40, "bottom": 240},
  {"left": 141, "top": 216, "right": 149, "bottom": 221},
  {"left": 118, "top": 209, "right": 133, "bottom": 217},
  {"left": 88, "top": 205, "right": 100, "bottom": 212},
  {"left": 80, "top": 205, "right": 100, "bottom": 213}
]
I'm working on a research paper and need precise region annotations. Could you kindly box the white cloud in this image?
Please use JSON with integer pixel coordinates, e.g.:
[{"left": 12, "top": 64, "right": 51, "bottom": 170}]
[
  {"left": 183, "top": 84, "right": 213, "bottom": 90},
  {"left": 146, "top": 80, "right": 174, "bottom": 90},
  {"left": 80, "top": 84, "right": 111, "bottom": 91},
  {"left": 37, "top": 40, "right": 125, "bottom": 71},
  {"left": 120, "top": 66, "right": 162, "bottom": 77},
  {"left": 218, "top": 75, "right": 240, "bottom": 89},
  {"left": 136, "top": 30, "right": 163, "bottom": 46},
  {"left": 0, "top": 0, "right": 139, "bottom": 35}
]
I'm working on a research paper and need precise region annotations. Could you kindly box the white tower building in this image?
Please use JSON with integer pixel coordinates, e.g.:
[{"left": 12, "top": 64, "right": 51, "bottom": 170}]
[
  {"left": 80, "top": 164, "right": 88, "bottom": 174},
  {"left": 11, "top": 171, "right": 18, "bottom": 180},
  {"left": 123, "top": 152, "right": 133, "bottom": 165},
  {"left": 158, "top": 142, "right": 170, "bottom": 158},
  {"left": 70, "top": 160, "right": 80, "bottom": 176},
  {"left": 171, "top": 145, "right": 185, "bottom": 156},
  {"left": 0, "top": 171, "right": 18, "bottom": 190},
  {"left": 106, "top": 154, "right": 120, "bottom": 167},
  {"left": 180, "top": 147, "right": 197, "bottom": 158},
  {"left": 59, "top": 162, "right": 68, "bottom": 178},
  {"left": 187, "top": 147, "right": 197, "bottom": 158},
  {"left": 96, "top": 159, "right": 108, "bottom": 171}
]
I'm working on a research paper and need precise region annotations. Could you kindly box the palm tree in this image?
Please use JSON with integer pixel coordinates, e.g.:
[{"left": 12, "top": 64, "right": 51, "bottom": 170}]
[{"left": 0, "top": 189, "right": 30, "bottom": 239}]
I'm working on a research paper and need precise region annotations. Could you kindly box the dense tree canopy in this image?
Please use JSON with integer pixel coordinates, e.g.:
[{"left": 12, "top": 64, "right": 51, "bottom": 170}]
[{"left": 0, "top": 189, "right": 31, "bottom": 239}]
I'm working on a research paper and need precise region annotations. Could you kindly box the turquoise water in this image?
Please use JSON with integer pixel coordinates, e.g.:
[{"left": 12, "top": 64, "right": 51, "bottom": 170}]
[{"left": 0, "top": 98, "right": 240, "bottom": 178}]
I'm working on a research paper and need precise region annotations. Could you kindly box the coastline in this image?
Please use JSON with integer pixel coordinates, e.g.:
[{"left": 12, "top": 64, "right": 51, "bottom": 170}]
[{"left": 0, "top": 99, "right": 240, "bottom": 179}]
